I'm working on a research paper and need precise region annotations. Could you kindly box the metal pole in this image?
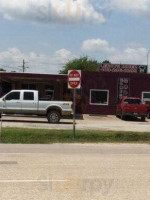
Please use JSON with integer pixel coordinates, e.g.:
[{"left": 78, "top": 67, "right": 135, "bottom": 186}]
[
  {"left": 0, "top": 113, "right": 2, "bottom": 142},
  {"left": 147, "top": 50, "right": 150, "bottom": 68},
  {"left": 73, "top": 89, "right": 76, "bottom": 139}
]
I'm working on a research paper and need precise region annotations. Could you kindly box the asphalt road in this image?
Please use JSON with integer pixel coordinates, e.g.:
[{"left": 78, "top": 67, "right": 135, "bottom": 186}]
[
  {"left": 0, "top": 143, "right": 150, "bottom": 199},
  {"left": 1, "top": 114, "right": 150, "bottom": 132}
]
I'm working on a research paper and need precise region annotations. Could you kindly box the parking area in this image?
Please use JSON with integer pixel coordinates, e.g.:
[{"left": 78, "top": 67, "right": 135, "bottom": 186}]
[{"left": 1, "top": 115, "right": 150, "bottom": 132}]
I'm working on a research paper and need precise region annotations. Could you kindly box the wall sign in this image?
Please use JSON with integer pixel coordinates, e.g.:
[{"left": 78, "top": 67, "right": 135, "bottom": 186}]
[
  {"left": 118, "top": 78, "right": 130, "bottom": 100},
  {"left": 100, "top": 64, "right": 147, "bottom": 74}
]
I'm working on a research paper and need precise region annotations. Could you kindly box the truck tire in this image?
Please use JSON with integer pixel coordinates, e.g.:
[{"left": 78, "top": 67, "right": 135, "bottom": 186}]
[
  {"left": 116, "top": 111, "right": 119, "bottom": 118},
  {"left": 121, "top": 112, "right": 125, "bottom": 120},
  {"left": 47, "top": 110, "right": 61, "bottom": 123},
  {"left": 141, "top": 116, "right": 146, "bottom": 122}
]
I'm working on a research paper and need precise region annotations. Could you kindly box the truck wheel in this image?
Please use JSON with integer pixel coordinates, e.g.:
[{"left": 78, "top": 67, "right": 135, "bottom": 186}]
[
  {"left": 141, "top": 116, "right": 146, "bottom": 122},
  {"left": 116, "top": 111, "right": 119, "bottom": 118},
  {"left": 47, "top": 110, "right": 61, "bottom": 123},
  {"left": 121, "top": 112, "right": 125, "bottom": 120}
]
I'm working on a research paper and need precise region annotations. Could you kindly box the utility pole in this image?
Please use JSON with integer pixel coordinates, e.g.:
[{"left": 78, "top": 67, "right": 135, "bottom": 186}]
[
  {"left": 147, "top": 50, "right": 150, "bottom": 68},
  {"left": 22, "top": 59, "right": 29, "bottom": 73},
  {"left": 23, "top": 59, "right": 25, "bottom": 73}
]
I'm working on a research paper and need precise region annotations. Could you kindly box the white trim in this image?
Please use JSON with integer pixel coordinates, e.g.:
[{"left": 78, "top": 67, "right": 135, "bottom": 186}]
[
  {"left": 90, "top": 89, "right": 109, "bottom": 106},
  {"left": 142, "top": 91, "right": 150, "bottom": 101},
  {"left": 68, "top": 78, "right": 80, "bottom": 81}
]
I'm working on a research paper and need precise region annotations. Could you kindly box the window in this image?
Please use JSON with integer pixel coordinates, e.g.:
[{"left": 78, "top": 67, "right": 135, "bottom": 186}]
[
  {"left": 45, "top": 90, "right": 54, "bottom": 100},
  {"left": 142, "top": 92, "right": 150, "bottom": 105},
  {"left": 45, "top": 85, "right": 54, "bottom": 90},
  {"left": 24, "top": 92, "right": 34, "bottom": 100},
  {"left": 142, "top": 92, "right": 150, "bottom": 100},
  {"left": 5, "top": 92, "right": 20, "bottom": 101},
  {"left": 90, "top": 90, "right": 109, "bottom": 105},
  {"left": 124, "top": 99, "right": 141, "bottom": 104},
  {"left": 22, "top": 84, "right": 36, "bottom": 90}
]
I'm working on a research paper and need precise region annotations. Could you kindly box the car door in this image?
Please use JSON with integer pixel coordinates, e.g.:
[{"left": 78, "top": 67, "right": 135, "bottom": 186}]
[
  {"left": 3, "top": 91, "right": 22, "bottom": 114},
  {"left": 21, "top": 91, "right": 38, "bottom": 114}
]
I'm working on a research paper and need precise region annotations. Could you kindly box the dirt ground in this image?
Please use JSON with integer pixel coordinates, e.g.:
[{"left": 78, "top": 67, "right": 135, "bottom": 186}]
[{"left": 1, "top": 114, "right": 150, "bottom": 132}]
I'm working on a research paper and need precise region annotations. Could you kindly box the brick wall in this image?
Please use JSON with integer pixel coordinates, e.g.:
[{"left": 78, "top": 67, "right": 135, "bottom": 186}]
[{"left": 80, "top": 71, "right": 150, "bottom": 115}]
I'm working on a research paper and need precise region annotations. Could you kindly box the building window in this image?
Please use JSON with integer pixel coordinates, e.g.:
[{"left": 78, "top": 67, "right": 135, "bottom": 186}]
[
  {"left": 90, "top": 90, "right": 109, "bottom": 105},
  {"left": 22, "top": 84, "right": 36, "bottom": 90},
  {"left": 24, "top": 92, "right": 34, "bottom": 101},
  {"left": 142, "top": 92, "right": 150, "bottom": 100},
  {"left": 142, "top": 92, "right": 150, "bottom": 106},
  {"left": 44, "top": 85, "right": 54, "bottom": 100}
]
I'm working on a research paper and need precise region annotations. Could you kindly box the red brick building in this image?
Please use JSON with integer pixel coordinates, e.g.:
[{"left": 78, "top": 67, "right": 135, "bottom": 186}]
[
  {"left": 80, "top": 71, "right": 150, "bottom": 115},
  {"left": 0, "top": 67, "right": 150, "bottom": 115}
]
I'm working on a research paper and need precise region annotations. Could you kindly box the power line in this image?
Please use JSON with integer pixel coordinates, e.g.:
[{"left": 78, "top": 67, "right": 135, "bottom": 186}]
[{"left": 0, "top": 63, "right": 19, "bottom": 70}]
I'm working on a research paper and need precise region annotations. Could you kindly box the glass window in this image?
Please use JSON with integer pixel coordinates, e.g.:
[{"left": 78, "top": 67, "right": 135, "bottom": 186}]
[
  {"left": 22, "top": 84, "right": 36, "bottom": 90},
  {"left": 5, "top": 92, "right": 20, "bottom": 101},
  {"left": 143, "top": 92, "right": 150, "bottom": 99},
  {"left": 24, "top": 92, "right": 34, "bottom": 100},
  {"left": 90, "top": 90, "right": 109, "bottom": 105},
  {"left": 124, "top": 99, "right": 141, "bottom": 104}
]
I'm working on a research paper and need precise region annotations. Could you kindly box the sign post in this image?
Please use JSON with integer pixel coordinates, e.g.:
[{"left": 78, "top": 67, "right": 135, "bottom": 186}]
[
  {"left": 68, "top": 70, "right": 81, "bottom": 139},
  {"left": 0, "top": 113, "right": 3, "bottom": 143},
  {"left": 73, "top": 89, "right": 76, "bottom": 139}
]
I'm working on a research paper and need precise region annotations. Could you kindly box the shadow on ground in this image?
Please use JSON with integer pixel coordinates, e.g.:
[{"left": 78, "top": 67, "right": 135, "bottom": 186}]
[
  {"left": 117, "top": 116, "right": 148, "bottom": 123},
  {"left": 1, "top": 119, "right": 73, "bottom": 125}
]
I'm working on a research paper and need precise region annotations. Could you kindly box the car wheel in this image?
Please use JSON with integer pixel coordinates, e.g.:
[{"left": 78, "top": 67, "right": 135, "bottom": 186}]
[
  {"left": 141, "top": 116, "right": 146, "bottom": 122},
  {"left": 47, "top": 110, "right": 61, "bottom": 123}
]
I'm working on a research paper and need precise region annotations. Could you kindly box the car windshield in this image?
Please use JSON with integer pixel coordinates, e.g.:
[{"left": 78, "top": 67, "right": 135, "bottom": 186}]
[{"left": 124, "top": 99, "right": 141, "bottom": 104}]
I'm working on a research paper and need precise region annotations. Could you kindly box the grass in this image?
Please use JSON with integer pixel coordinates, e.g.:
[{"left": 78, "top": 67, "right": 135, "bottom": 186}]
[{"left": 1, "top": 128, "right": 150, "bottom": 144}]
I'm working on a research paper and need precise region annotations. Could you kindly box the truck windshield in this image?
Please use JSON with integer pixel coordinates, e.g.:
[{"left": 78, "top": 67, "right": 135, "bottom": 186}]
[{"left": 124, "top": 99, "right": 141, "bottom": 104}]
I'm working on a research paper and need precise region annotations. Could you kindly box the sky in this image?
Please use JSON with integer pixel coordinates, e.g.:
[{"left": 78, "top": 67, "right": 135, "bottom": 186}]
[{"left": 0, "top": 0, "right": 150, "bottom": 73}]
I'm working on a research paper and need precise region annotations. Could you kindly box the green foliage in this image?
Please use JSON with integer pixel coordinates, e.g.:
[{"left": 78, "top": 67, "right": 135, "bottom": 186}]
[
  {"left": 59, "top": 56, "right": 99, "bottom": 74},
  {"left": 0, "top": 68, "right": 6, "bottom": 72},
  {"left": 102, "top": 60, "right": 111, "bottom": 64},
  {"left": 2, "top": 128, "right": 150, "bottom": 144}
]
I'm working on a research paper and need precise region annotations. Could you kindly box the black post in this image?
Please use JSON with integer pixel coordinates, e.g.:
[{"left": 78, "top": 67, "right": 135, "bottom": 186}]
[{"left": 0, "top": 113, "right": 2, "bottom": 143}]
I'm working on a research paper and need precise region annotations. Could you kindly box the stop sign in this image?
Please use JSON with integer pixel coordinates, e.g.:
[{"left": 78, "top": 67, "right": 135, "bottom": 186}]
[{"left": 68, "top": 70, "right": 81, "bottom": 89}]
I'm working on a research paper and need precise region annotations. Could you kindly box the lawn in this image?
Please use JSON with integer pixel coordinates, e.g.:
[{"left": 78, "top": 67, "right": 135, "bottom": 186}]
[{"left": 1, "top": 128, "right": 150, "bottom": 144}]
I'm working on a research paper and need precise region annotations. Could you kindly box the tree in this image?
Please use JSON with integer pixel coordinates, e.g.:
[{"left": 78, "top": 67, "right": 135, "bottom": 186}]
[
  {"left": 0, "top": 68, "right": 6, "bottom": 72},
  {"left": 59, "top": 56, "right": 99, "bottom": 74},
  {"left": 102, "top": 60, "right": 111, "bottom": 64}
]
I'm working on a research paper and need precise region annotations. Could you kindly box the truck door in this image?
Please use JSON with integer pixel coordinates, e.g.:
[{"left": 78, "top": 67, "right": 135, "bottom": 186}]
[
  {"left": 3, "top": 91, "right": 21, "bottom": 114},
  {"left": 21, "top": 91, "right": 38, "bottom": 114}
]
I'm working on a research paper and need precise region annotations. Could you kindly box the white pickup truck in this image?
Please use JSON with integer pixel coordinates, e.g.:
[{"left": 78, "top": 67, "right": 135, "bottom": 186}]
[{"left": 0, "top": 90, "right": 73, "bottom": 123}]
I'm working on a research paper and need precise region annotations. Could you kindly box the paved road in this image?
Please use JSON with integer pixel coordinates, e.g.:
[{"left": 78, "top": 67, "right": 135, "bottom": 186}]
[
  {"left": 0, "top": 143, "right": 150, "bottom": 199},
  {"left": 1, "top": 115, "right": 150, "bottom": 132}
]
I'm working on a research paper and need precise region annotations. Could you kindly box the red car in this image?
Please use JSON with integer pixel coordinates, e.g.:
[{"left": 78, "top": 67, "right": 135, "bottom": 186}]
[{"left": 116, "top": 97, "right": 148, "bottom": 121}]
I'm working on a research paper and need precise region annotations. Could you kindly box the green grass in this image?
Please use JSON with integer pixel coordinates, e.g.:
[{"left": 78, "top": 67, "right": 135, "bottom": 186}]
[{"left": 1, "top": 128, "right": 150, "bottom": 144}]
